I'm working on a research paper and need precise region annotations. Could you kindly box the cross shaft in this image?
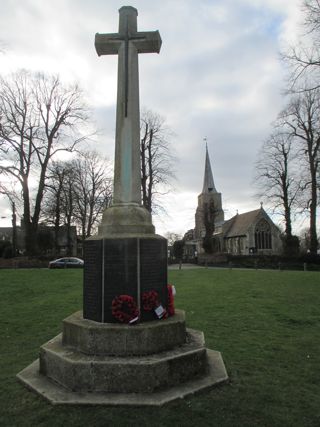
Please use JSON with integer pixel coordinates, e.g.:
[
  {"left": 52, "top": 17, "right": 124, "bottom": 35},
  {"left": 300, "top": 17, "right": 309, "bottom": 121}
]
[{"left": 95, "top": 6, "right": 161, "bottom": 206}]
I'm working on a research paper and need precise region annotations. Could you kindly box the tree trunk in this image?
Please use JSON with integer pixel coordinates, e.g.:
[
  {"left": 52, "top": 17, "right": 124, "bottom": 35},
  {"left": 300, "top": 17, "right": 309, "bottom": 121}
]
[
  {"left": 22, "top": 176, "right": 38, "bottom": 255},
  {"left": 11, "top": 202, "right": 17, "bottom": 256},
  {"left": 25, "top": 221, "right": 38, "bottom": 255},
  {"left": 307, "top": 142, "right": 318, "bottom": 254},
  {"left": 140, "top": 123, "right": 148, "bottom": 209},
  {"left": 309, "top": 175, "right": 318, "bottom": 254},
  {"left": 66, "top": 214, "right": 73, "bottom": 256},
  {"left": 284, "top": 201, "right": 292, "bottom": 237},
  {"left": 54, "top": 192, "right": 61, "bottom": 255},
  {"left": 32, "top": 149, "right": 51, "bottom": 230},
  {"left": 146, "top": 129, "right": 153, "bottom": 212}
]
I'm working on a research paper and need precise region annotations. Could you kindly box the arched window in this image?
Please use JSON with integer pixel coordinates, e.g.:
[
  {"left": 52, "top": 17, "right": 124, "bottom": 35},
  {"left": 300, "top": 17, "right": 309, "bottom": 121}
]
[{"left": 255, "top": 219, "right": 272, "bottom": 250}]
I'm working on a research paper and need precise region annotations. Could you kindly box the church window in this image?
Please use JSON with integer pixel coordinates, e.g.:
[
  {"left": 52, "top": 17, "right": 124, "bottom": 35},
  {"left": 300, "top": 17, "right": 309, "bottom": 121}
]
[{"left": 254, "top": 219, "right": 272, "bottom": 250}]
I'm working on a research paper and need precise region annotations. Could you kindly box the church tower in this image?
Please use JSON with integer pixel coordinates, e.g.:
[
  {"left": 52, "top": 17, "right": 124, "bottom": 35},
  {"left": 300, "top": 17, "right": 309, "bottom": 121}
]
[{"left": 194, "top": 145, "right": 224, "bottom": 240}]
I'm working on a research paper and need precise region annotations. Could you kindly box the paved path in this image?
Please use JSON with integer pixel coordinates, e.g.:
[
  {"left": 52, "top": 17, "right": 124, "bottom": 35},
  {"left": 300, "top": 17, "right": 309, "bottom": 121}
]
[{"left": 168, "top": 264, "right": 203, "bottom": 270}]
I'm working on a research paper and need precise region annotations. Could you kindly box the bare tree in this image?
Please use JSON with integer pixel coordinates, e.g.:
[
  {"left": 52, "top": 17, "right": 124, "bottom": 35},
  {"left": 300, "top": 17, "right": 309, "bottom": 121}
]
[
  {"left": 278, "top": 89, "right": 320, "bottom": 254},
  {"left": 283, "top": 0, "right": 320, "bottom": 91},
  {"left": 0, "top": 70, "right": 89, "bottom": 254},
  {"left": 304, "top": 0, "right": 320, "bottom": 30},
  {"left": 72, "top": 151, "right": 113, "bottom": 240},
  {"left": 42, "top": 151, "right": 112, "bottom": 245},
  {"left": 255, "top": 131, "right": 301, "bottom": 239},
  {"left": 164, "top": 232, "right": 183, "bottom": 246},
  {"left": 140, "top": 109, "right": 175, "bottom": 213},
  {"left": 42, "top": 161, "right": 75, "bottom": 254}
]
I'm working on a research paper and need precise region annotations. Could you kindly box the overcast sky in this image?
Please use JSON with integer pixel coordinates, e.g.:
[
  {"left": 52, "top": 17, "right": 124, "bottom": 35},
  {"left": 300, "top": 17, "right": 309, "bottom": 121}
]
[{"left": 0, "top": 0, "right": 305, "bottom": 236}]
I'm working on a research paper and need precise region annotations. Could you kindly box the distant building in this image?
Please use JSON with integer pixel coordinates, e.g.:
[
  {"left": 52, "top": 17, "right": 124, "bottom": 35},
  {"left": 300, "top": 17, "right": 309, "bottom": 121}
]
[
  {"left": 194, "top": 146, "right": 224, "bottom": 240},
  {"left": 0, "top": 223, "right": 78, "bottom": 256},
  {"left": 184, "top": 145, "right": 283, "bottom": 256},
  {"left": 222, "top": 208, "right": 282, "bottom": 255}
]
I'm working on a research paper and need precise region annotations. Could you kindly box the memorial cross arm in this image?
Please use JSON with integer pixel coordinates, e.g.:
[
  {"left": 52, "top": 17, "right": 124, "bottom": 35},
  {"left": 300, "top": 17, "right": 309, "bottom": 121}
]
[
  {"left": 134, "top": 31, "right": 162, "bottom": 54},
  {"left": 95, "top": 30, "right": 162, "bottom": 56},
  {"left": 95, "top": 33, "right": 122, "bottom": 56}
]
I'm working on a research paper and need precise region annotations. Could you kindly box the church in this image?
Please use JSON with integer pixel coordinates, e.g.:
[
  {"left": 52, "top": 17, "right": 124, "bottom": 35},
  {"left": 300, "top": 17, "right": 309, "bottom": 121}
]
[{"left": 184, "top": 146, "right": 283, "bottom": 256}]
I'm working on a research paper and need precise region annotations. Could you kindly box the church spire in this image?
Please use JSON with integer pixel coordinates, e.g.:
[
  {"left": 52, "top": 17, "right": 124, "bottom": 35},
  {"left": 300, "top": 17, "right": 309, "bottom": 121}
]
[{"left": 202, "top": 142, "right": 217, "bottom": 193}]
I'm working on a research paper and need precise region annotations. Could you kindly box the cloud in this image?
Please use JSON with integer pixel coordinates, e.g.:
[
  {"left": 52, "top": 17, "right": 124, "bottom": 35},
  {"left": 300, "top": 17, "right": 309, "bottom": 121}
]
[{"left": 0, "top": 0, "right": 306, "bottom": 235}]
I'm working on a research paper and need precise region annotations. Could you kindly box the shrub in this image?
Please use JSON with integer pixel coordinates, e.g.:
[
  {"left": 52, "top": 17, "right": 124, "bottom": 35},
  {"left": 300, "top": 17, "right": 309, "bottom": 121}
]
[
  {"left": 0, "top": 240, "right": 12, "bottom": 258},
  {"left": 3, "top": 245, "right": 14, "bottom": 259},
  {"left": 173, "top": 240, "right": 184, "bottom": 260},
  {"left": 282, "top": 235, "right": 300, "bottom": 256}
]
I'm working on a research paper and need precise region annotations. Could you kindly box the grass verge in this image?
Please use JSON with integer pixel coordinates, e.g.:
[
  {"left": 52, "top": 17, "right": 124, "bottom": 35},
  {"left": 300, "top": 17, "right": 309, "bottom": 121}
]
[{"left": 0, "top": 268, "right": 319, "bottom": 426}]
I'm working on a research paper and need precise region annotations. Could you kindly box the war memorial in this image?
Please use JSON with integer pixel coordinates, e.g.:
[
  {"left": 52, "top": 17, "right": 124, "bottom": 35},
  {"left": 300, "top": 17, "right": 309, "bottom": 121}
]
[{"left": 17, "top": 6, "right": 228, "bottom": 406}]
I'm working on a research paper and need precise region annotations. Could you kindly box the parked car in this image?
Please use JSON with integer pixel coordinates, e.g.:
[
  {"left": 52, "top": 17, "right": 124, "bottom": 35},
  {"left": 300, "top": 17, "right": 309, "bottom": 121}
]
[{"left": 48, "top": 257, "right": 84, "bottom": 269}]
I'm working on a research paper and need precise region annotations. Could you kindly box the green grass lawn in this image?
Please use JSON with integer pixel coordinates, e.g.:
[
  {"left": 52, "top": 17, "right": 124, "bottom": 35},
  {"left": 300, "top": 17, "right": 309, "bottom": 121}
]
[{"left": 0, "top": 268, "right": 319, "bottom": 427}]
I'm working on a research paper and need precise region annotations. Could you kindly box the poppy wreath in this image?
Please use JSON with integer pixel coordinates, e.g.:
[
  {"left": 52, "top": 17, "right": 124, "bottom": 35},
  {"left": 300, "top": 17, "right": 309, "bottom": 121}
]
[
  {"left": 167, "top": 284, "right": 175, "bottom": 316},
  {"left": 142, "top": 290, "right": 159, "bottom": 312},
  {"left": 111, "top": 294, "right": 139, "bottom": 324}
]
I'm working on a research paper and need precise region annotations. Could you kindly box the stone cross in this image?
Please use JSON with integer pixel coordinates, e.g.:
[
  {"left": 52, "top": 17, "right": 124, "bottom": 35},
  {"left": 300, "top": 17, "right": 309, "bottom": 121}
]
[{"left": 95, "top": 6, "right": 162, "bottom": 206}]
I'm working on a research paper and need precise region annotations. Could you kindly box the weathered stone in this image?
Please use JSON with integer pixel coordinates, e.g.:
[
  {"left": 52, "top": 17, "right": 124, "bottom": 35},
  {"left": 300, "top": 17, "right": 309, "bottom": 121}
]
[
  {"left": 98, "top": 204, "right": 155, "bottom": 236},
  {"left": 63, "top": 310, "right": 187, "bottom": 356},
  {"left": 95, "top": 6, "right": 161, "bottom": 208},
  {"left": 40, "top": 329, "right": 207, "bottom": 393},
  {"left": 18, "top": 304, "right": 228, "bottom": 404},
  {"left": 17, "top": 349, "right": 228, "bottom": 406}
]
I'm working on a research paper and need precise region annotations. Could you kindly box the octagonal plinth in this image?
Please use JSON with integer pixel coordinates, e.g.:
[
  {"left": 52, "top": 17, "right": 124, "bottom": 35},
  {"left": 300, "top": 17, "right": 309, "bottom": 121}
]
[
  {"left": 17, "top": 310, "right": 229, "bottom": 406},
  {"left": 39, "top": 328, "right": 207, "bottom": 393},
  {"left": 62, "top": 310, "right": 187, "bottom": 356},
  {"left": 17, "top": 349, "right": 228, "bottom": 406}
]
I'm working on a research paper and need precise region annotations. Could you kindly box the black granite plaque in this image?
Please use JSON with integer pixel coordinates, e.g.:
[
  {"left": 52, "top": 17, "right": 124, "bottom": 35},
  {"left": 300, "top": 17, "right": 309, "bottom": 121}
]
[
  {"left": 83, "top": 236, "right": 168, "bottom": 323},
  {"left": 103, "top": 238, "right": 138, "bottom": 323},
  {"left": 83, "top": 240, "right": 103, "bottom": 322},
  {"left": 140, "top": 237, "right": 168, "bottom": 321}
]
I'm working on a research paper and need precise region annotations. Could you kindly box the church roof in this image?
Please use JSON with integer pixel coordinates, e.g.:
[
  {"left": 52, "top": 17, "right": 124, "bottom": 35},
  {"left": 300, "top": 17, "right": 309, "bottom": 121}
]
[
  {"left": 223, "top": 209, "right": 262, "bottom": 237},
  {"left": 202, "top": 145, "right": 217, "bottom": 193}
]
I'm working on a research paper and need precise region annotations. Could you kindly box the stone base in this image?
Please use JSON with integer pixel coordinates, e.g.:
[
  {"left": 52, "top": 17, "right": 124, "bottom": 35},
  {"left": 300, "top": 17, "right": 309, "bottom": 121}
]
[
  {"left": 62, "top": 310, "right": 186, "bottom": 356},
  {"left": 39, "top": 329, "right": 207, "bottom": 393},
  {"left": 17, "top": 350, "right": 227, "bottom": 406},
  {"left": 17, "top": 310, "right": 228, "bottom": 406}
]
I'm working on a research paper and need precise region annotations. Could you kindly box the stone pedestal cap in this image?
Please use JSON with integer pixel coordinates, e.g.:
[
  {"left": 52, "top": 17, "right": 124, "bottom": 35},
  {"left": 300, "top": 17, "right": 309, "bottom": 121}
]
[{"left": 97, "top": 204, "right": 155, "bottom": 236}]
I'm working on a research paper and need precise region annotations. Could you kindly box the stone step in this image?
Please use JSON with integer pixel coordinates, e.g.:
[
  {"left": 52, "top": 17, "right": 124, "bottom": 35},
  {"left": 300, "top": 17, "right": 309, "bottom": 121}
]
[
  {"left": 18, "top": 348, "right": 228, "bottom": 406},
  {"left": 40, "top": 328, "right": 207, "bottom": 393},
  {"left": 62, "top": 310, "right": 187, "bottom": 356}
]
